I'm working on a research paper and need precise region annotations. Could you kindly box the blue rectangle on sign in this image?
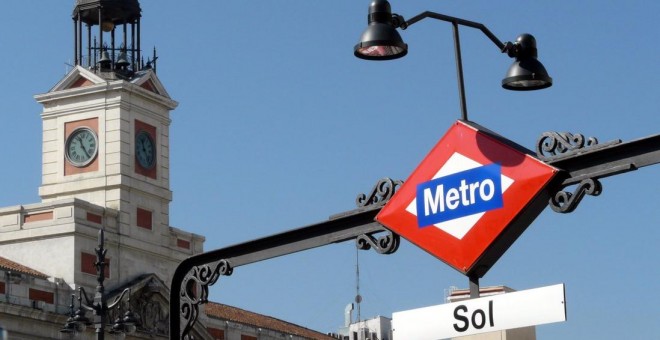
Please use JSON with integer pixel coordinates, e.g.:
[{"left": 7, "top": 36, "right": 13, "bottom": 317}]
[{"left": 416, "top": 164, "right": 503, "bottom": 227}]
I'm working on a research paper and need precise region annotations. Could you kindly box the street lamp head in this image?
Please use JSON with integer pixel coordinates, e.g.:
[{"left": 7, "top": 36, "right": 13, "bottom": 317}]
[
  {"left": 72, "top": 307, "right": 91, "bottom": 330},
  {"left": 60, "top": 293, "right": 90, "bottom": 334},
  {"left": 354, "top": 0, "right": 408, "bottom": 60},
  {"left": 121, "top": 309, "right": 139, "bottom": 334},
  {"left": 502, "top": 34, "right": 553, "bottom": 90},
  {"left": 59, "top": 319, "right": 78, "bottom": 334}
]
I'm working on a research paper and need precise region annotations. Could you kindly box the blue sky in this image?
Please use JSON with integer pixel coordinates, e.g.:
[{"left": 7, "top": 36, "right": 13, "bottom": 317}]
[{"left": 1, "top": 1, "right": 658, "bottom": 339}]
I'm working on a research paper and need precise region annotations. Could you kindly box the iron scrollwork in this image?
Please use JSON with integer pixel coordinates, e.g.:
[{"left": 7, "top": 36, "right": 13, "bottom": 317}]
[
  {"left": 536, "top": 131, "right": 622, "bottom": 161},
  {"left": 356, "top": 178, "right": 404, "bottom": 208},
  {"left": 355, "top": 178, "right": 403, "bottom": 255},
  {"left": 549, "top": 178, "right": 602, "bottom": 213},
  {"left": 180, "top": 260, "right": 233, "bottom": 339},
  {"left": 537, "top": 131, "right": 621, "bottom": 213},
  {"left": 536, "top": 132, "right": 599, "bottom": 160},
  {"left": 356, "top": 232, "right": 400, "bottom": 254}
]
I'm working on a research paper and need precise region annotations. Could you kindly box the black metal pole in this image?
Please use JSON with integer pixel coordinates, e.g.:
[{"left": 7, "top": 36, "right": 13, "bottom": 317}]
[
  {"left": 95, "top": 229, "right": 108, "bottom": 340},
  {"left": 98, "top": 8, "right": 103, "bottom": 58},
  {"left": 131, "top": 21, "right": 136, "bottom": 69},
  {"left": 469, "top": 275, "right": 480, "bottom": 299},
  {"left": 405, "top": 12, "right": 506, "bottom": 51},
  {"left": 402, "top": 12, "right": 509, "bottom": 121},
  {"left": 123, "top": 23, "right": 127, "bottom": 57},
  {"left": 73, "top": 18, "right": 78, "bottom": 66},
  {"left": 111, "top": 27, "right": 115, "bottom": 64},
  {"left": 87, "top": 23, "right": 92, "bottom": 67},
  {"left": 79, "top": 17, "right": 83, "bottom": 66},
  {"left": 451, "top": 22, "right": 469, "bottom": 121},
  {"left": 136, "top": 18, "right": 141, "bottom": 70}
]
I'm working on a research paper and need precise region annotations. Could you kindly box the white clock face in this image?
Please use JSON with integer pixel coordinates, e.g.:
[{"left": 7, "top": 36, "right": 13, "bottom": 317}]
[
  {"left": 65, "top": 127, "right": 98, "bottom": 167},
  {"left": 135, "top": 131, "right": 156, "bottom": 169}
]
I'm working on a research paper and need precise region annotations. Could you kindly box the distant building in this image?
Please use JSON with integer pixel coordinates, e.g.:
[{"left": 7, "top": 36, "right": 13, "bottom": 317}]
[
  {"left": 341, "top": 316, "right": 392, "bottom": 340},
  {"left": 0, "top": 1, "right": 334, "bottom": 339},
  {"left": 331, "top": 304, "right": 392, "bottom": 340}
]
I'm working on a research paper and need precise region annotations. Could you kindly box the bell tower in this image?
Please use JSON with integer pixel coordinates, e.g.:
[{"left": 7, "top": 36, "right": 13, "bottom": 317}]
[
  {"left": 35, "top": 0, "right": 179, "bottom": 250},
  {"left": 72, "top": 0, "right": 147, "bottom": 75}
]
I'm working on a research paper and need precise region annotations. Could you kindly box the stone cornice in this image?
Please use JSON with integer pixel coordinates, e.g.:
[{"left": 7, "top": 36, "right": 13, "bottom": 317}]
[{"left": 35, "top": 80, "right": 178, "bottom": 111}]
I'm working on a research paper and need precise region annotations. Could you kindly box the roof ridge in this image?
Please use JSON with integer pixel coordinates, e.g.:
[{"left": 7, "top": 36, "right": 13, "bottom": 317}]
[
  {"left": 0, "top": 256, "right": 49, "bottom": 279},
  {"left": 205, "top": 302, "right": 334, "bottom": 340}
]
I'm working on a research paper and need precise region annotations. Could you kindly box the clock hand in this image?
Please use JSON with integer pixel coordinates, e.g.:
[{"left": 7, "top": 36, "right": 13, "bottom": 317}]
[{"left": 78, "top": 136, "right": 91, "bottom": 158}]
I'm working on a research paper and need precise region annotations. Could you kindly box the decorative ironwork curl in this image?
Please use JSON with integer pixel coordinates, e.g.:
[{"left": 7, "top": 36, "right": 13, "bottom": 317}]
[
  {"left": 550, "top": 178, "right": 602, "bottom": 213},
  {"left": 356, "top": 178, "right": 403, "bottom": 208},
  {"left": 180, "top": 260, "right": 232, "bottom": 339},
  {"left": 536, "top": 132, "right": 600, "bottom": 160},
  {"left": 356, "top": 231, "right": 400, "bottom": 254}
]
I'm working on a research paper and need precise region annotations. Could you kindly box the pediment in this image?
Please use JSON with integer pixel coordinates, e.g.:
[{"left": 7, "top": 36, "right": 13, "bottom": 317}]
[
  {"left": 49, "top": 65, "right": 107, "bottom": 92},
  {"left": 130, "top": 69, "right": 171, "bottom": 98},
  {"left": 107, "top": 274, "right": 171, "bottom": 337},
  {"left": 46, "top": 66, "right": 172, "bottom": 100}
]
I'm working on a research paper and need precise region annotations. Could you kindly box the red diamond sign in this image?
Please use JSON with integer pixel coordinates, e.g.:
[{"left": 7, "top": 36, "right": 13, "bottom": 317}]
[{"left": 376, "top": 120, "right": 560, "bottom": 277}]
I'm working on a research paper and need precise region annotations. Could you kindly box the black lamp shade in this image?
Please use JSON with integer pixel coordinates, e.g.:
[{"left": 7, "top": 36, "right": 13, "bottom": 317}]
[
  {"left": 502, "top": 34, "right": 552, "bottom": 90},
  {"left": 354, "top": 0, "right": 408, "bottom": 60}
]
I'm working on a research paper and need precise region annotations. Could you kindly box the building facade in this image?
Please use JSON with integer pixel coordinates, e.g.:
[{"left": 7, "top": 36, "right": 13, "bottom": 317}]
[{"left": 0, "top": 1, "right": 333, "bottom": 339}]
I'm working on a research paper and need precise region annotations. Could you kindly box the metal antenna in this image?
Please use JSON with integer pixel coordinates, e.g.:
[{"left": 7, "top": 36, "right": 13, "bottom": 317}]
[{"left": 355, "top": 244, "right": 362, "bottom": 323}]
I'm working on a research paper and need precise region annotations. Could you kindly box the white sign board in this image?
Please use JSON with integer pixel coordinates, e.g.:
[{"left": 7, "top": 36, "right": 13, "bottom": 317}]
[{"left": 392, "top": 284, "right": 566, "bottom": 339}]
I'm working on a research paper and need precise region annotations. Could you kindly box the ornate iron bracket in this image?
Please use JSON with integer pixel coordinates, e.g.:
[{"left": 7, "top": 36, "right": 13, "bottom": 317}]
[
  {"left": 357, "top": 231, "right": 400, "bottom": 254},
  {"left": 538, "top": 131, "right": 620, "bottom": 213},
  {"left": 536, "top": 131, "right": 621, "bottom": 162},
  {"left": 356, "top": 178, "right": 403, "bottom": 208},
  {"left": 180, "top": 260, "right": 233, "bottom": 339},
  {"left": 549, "top": 178, "right": 602, "bottom": 213},
  {"left": 354, "top": 178, "right": 402, "bottom": 254}
]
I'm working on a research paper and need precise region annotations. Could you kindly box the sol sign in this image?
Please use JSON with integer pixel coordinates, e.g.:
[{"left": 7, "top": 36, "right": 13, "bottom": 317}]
[
  {"left": 376, "top": 120, "right": 559, "bottom": 277},
  {"left": 392, "top": 284, "right": 567, "bottom": 339}
]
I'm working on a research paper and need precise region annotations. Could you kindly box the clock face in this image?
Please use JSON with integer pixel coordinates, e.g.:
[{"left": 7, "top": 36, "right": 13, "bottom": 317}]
[
  {"left": 65, "top": 127, "right": 98, "bottom": 167},
  {"left": 135, "top": 131, "right": 156, "bottom": 169}
]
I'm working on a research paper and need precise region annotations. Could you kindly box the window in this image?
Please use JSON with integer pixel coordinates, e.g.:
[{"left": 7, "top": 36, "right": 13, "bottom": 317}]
[
  {"left": 137, "top": 208, "right": 153, "bottom": 230},
  {"left": 29, "top": 288, "right": 54, "bottom": 304},
  {"left": 177, "top": 238, "right": 191, "bottom": 249},
  {"left": 207, "top": 328, "right": 225, "bottom": 340},
  {"left": 86, "top": 212, "right": 102, "bottom": 224},
  {"left": 81, "top": 252, "right": 110, "bottom": 278},
  {"left": 23, "top": 211, "right": 53, "bottom": 223}
]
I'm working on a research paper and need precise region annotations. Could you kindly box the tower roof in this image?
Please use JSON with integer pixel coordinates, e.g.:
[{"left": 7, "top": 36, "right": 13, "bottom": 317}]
[{"left": 72, "top": 0, "right": 141, "bottom": 25}]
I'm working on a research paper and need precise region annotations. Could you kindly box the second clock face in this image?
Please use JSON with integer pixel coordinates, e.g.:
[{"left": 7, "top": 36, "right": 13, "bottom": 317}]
[
  {"left": 135, "top": 131, "right": 156, "bottom": 169},
  {"left": 65, "top": 127, "right": 98, "bottom": 167}
]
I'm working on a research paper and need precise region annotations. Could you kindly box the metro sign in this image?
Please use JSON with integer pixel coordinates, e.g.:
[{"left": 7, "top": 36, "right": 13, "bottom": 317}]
[{"left": 377, "top": 120, "right": 560, "bottom": 277}]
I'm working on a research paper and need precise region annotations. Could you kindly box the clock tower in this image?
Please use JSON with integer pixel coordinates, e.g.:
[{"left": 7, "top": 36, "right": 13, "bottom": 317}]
[
  {"left": 0, "top": 0, "right": 204, "bottom": 291},
  {"left": 36, "top": 64, "right": 177, "bottom": 235},
  {"left": 36, "top": 0, "right": 176, "bottom": 232}
]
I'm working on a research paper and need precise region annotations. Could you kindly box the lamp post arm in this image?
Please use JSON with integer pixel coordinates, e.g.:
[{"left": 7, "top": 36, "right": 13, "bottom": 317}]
[
  {"left": 78, "top": 286, "right": 97, "bottom": 312},
  {"left": 403, "top": 11, "right": 507, "bottom": 51},
  {"left": 400, "top": 11, "right": 511, "bottom": 121},
  {"left": 107, "top": 288, "right": 131, "bottom": 310}
]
